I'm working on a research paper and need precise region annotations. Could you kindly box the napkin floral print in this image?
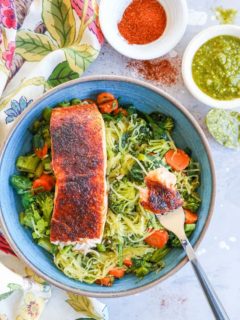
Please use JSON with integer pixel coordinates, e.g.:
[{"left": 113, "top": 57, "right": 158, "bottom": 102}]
[
  {"left": 0, "top": 0, "right": 107, "bottom": 318},
  {"left": 0, "top": 0, "right": 17, "bottom": 82},
  {"left": 0, "top": 0, "right": 103, "bottom": 132}
]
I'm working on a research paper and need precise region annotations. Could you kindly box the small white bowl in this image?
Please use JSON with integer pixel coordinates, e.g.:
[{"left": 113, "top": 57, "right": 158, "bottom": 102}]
[
  {"left": 99, "top": 0, "right": 188, "bottom": 60},
  {"left": 182, "top": 25, "right": 240, "bottom": 109}
]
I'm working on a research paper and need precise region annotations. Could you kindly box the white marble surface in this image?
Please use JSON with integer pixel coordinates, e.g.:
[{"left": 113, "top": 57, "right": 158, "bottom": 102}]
[{"left": 84, "top": 0, "right": 240, "bottom": 319}]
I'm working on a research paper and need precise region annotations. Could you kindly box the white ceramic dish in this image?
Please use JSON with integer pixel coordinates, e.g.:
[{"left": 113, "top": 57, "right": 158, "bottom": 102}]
[
  {"left": 99, "top": 0, "right": 188, "bottom": 60},
  {"left": 182, "top": 25, "right": 240, "bottom": 109}
]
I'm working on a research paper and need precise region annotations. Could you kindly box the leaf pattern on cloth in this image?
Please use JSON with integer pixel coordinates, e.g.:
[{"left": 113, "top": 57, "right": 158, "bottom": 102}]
[
  {"left": 16, "top": 31, "right": 57, "bottom": 61},
  {"left": 64, "top": 44, "right": 98, "bottom": 73},
  {"left": 0, "top": 283, "right": 21, "bottom": 302},
  {"left": 66, "top": 293, "right": 104, "bottom": 320},
  {"left": 42, "top": 0, "right": 76, "bottom": 47},
  {"left": 47, "top": 61, "right": 79, "bottom": 87},
  {"left": 14, "top": 0, "right": 100, "bottom": 74}
]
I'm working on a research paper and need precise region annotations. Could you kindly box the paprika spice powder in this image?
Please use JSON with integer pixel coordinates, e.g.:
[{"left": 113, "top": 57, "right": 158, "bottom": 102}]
[{"left": 118, "top": 0, "right": 167, "bottom": 45}]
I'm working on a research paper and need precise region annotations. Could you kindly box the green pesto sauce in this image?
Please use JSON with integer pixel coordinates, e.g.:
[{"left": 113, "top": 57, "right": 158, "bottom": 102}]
[
  {"left": 215, "top": 6, "right": 237, "bottom": 24},
  {"left": 192, "top": 35, "right": 240, "bottom": 100}
]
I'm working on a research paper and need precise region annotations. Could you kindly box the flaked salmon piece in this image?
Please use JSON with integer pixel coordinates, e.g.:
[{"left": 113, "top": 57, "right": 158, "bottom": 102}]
[
  {"left": 140, "top": 167, "right": 183, "bottom": 215},
  {"left": 50, "top": 105, "right": 107, "bottom": 250}
]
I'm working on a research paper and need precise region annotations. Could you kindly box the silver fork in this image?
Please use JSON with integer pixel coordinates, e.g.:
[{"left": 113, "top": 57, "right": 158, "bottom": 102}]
[{"left": 158, "top": 207, "right": 230, "bottom": 320}]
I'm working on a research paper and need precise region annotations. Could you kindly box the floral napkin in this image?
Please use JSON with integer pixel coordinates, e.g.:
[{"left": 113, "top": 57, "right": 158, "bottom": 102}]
[
  {"left": 0, "top": 234, "right": 108, "bottom": 320},
  {"left": 0, "top": 0, "right": 108, "bottom": 319},
  {"left": 0, "top": 0, "right": 104, "bottom": 144}
]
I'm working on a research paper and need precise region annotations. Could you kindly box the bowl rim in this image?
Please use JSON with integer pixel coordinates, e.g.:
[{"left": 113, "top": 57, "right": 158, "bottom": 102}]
[
  {"left": 182, "top": 24, "right": 240, "bottom": 109},
  {"left": 0, "top": 75, "right": 216, "bottom": 298},
  {"left": 99, "top": 0, "right": 188, "bottom": 60}
]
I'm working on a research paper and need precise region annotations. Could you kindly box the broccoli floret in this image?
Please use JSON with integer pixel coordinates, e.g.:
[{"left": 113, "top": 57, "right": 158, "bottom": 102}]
[
  {"left": 130, "top": 248, "right": 168, "bottom": 278},
  {"left": 20, "top": 203, "right": 41, "bottom": 230},
  {"left": 34, "top": 192, "right": 54, "bottom": 221},
  {"left": 42, "top": 108, "right": 52, "bottom": 122},
  {"left": 183, "top": 192, "right": 201, "bottom": 212},
  {"left": 150, "top": 112, "right": 175, "bottom": 132},
  {"left": 20, "top": 192, "right": 53, "bottom": 240},
  {"left": 11, "top": 175, "right": 32, "bottom": 194},
  {"left": 70, "top": 98, "right": 82, "bottom": 105},
  {"left": 148, "top": 247, "right": 170, "bottom": 263},
  {"left": 21, "top": 192, "right": 34, "bottom": 209},
  {"left": 169, "top": 224, "right": 196, "bottom": 247}
]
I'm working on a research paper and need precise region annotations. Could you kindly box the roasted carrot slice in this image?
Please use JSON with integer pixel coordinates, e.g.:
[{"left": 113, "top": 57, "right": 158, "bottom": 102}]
[
  {"left": 97, "top": 92, "right": 115, "bottom": 105},
  {"left": 96, "top": 276, "right": 114, "bottom": 286},
  {"left": 144, "top": 230, "right": 169, "bottom": 248},
  {"left": 123, "top": 258, "right": 133, "bottom": 267},
  {"left": 165, "top": 149, "right": 190, "bottom": 171},
  {"left": 184, "top": 209, "right": 198, "bottom": 224},
  {"left": 32, "top": 174, "right": 55, "bottom": 192},
  {"left": 34, "top": 143, "right": 48, "bottom": 159},
  {"left": 98, "top": 99, "right": 118, "bottom": 114},
  {"left": 108, "top": 267, "right": 125, "bottom": 278}
]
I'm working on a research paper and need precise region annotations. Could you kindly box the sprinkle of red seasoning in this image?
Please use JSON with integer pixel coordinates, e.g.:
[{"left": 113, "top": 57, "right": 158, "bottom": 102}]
[{"left": 128, "top": 57, "right": 181, "bottom": 87}]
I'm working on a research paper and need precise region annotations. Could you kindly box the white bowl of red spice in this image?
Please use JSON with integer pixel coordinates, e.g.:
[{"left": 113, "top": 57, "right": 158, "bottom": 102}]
[
  {"left": 99, "top": 0, "right": 188, "bottom": 60},
  {"left": 182, "top": 25, "right": 240, "bottom": 109}
]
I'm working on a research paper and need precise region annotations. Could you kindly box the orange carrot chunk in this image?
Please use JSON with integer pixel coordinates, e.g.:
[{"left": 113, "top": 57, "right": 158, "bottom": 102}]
[
  {"left": 32, "top": 174, "right": 55, "bottom": 192},
  {"left": 96, "top": 276, "right": 113, "bottom": 286},
  {"left": 98, "top": 99, "right": 118, "bottom": 114},
  {"left": 34, "top": 143, "right": 48, "bottom": 159},
  {"left": 123, "top": 258, "right": 133, "bottom": 267},
  {"left": 144, "top": 230, "right": 169, "bottom": 248},
  {"left": 184, "top": 209, "right": 198, "bottom": 224},
  {"left": 97, "top": 92, "right": 115, "bottom": 105},
  {"left": 108, "top": 267, "right": 125, "bottom": 278},
  {"left": 165, "top": 149, "right": 190, "bottom": 171}
]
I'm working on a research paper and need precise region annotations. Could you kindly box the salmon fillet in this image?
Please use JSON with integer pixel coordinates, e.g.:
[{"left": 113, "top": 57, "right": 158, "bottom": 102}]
[
  {"left": 50, "top": 105, "right": 107, "bottom": 249},
  {"left": 140, "top": 168, "right": 183, "bottom": 214}
]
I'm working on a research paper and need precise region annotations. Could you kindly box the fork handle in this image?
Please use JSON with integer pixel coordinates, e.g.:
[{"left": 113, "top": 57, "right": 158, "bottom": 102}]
[{"left": 181, "top": 239, "right": 230, "bottom": 320}]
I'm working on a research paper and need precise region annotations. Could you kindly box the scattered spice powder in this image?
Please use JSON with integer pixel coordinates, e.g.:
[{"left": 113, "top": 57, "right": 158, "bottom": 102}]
[
  {"left": 118, "top": 0, "right": 167, "bottom": 45},
  {"left": 128, "top": 57, "right": 181, "bottom": 87}
]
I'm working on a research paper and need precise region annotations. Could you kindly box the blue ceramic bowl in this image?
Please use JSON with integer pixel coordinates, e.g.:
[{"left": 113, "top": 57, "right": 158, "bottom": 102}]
[{"left": 0, "top": 76, "right": 215, "bottom": 297}]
